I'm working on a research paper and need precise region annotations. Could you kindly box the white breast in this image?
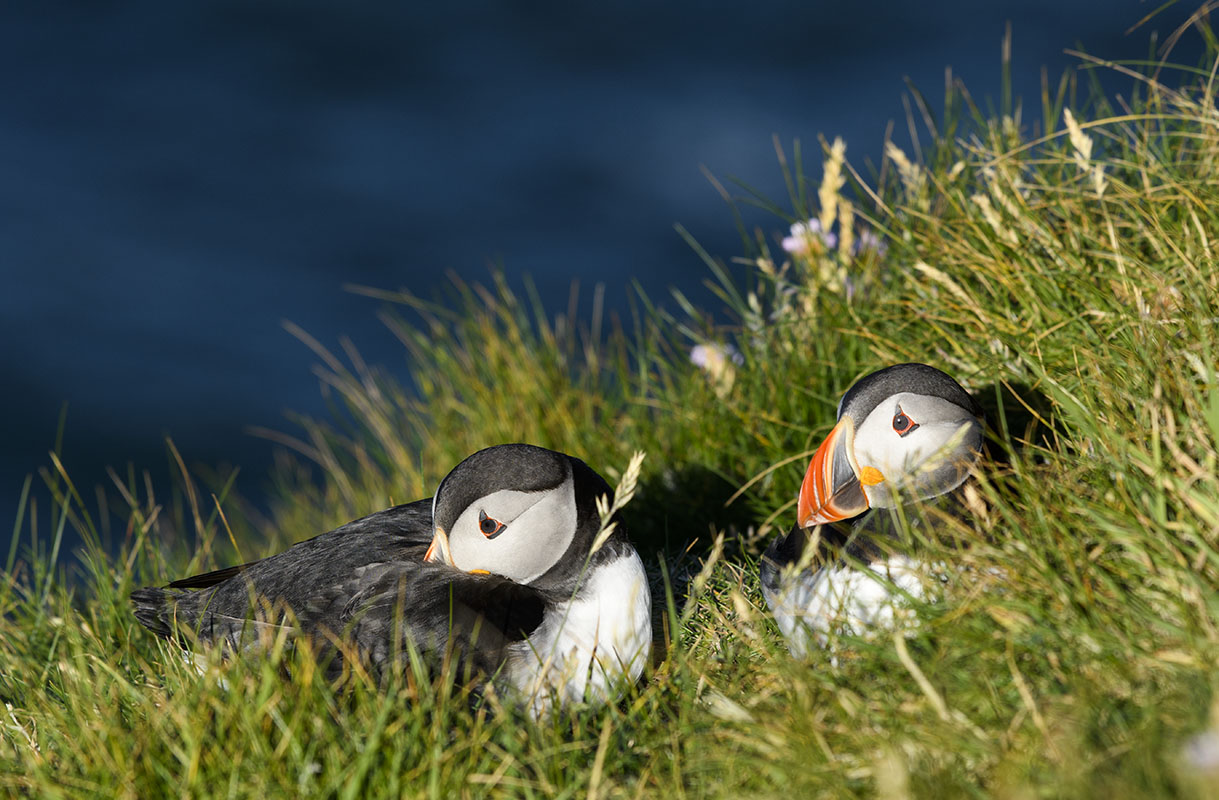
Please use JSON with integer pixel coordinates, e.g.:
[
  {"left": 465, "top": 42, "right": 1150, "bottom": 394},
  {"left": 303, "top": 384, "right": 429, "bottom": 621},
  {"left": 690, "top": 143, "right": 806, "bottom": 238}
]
[
  {"left": 502, "top": 550, "right": 652, "bottom": 715},
  {"left": 765, "top": 555, "right": 928, "bottom": 658}
]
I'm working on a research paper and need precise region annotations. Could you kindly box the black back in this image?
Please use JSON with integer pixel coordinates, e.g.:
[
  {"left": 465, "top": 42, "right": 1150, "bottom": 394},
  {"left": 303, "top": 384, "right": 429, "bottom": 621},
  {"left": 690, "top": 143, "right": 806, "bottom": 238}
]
[{"left": 131, "top": 497, "right": 550, "bottom": 679}]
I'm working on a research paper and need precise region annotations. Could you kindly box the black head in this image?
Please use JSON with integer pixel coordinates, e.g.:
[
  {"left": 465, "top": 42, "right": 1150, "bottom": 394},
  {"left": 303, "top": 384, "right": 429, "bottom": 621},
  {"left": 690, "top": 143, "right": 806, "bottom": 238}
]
[{"left": 838, "top": 362, "right": 982, "bottom": 424}]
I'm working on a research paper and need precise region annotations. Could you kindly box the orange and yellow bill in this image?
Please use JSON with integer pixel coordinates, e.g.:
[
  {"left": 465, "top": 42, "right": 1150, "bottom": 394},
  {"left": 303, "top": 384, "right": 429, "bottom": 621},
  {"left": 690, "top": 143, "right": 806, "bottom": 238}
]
[
  {"left": 797, "top": 417, "right": 871, "bottom": 527},
  {"left": 424, "top": 527, "right": 454, "bottom": 565}
]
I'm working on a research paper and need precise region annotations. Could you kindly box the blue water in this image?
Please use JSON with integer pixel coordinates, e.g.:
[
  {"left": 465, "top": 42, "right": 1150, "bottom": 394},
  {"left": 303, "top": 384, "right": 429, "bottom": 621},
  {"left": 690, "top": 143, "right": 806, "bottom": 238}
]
[{"left": 0, "top": 1, "right": 1197, "bottom": 555}]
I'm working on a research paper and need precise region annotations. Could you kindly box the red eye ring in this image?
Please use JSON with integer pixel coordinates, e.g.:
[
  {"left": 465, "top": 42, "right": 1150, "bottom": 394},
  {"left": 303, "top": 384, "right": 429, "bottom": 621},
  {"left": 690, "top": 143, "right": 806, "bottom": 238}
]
[
  {"left": 478, "top": 510, "right": 506, "bottom": 539},
  {"left": 892, "top": 408, "right": 920, "bottom": 437}
]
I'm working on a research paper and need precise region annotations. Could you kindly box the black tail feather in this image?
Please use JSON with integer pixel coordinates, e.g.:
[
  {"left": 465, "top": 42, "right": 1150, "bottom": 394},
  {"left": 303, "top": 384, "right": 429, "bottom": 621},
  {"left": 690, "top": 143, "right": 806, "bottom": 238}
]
[{"left": 131, "top": 587, "right": 175, "bottom": 638}]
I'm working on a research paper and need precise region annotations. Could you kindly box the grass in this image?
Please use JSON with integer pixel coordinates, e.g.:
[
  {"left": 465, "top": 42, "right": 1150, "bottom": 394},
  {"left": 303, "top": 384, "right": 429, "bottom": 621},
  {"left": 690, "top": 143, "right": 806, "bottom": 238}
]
[{"left": 5, "top": 12, "right": 1219, "bottom": 798}]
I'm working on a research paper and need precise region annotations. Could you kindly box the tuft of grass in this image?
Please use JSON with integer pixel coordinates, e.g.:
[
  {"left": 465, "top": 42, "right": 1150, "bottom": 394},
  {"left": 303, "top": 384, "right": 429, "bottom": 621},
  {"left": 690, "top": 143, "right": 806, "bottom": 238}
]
[{"left": 5, "top": 10, "right": 1219, "bottom": 797}]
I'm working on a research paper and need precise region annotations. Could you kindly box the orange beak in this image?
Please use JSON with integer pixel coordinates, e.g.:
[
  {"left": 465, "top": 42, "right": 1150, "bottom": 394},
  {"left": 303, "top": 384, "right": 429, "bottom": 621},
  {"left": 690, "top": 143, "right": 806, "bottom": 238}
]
[
  {"left": 424, "top": 528, "right": 454, "bottom": 565},
  {"left": 797, "top": 417, "right": 871, "bottom": 527}
]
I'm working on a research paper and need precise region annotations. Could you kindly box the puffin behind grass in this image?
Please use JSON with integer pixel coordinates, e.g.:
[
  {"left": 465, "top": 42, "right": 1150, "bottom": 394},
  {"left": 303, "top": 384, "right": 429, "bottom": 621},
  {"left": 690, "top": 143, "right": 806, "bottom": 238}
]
[
  {"left": 761, "top": 363, "right": 984, "bottom": 656},
  {"left": 132, "top": 444, "right": 651, "bottom": 715}
]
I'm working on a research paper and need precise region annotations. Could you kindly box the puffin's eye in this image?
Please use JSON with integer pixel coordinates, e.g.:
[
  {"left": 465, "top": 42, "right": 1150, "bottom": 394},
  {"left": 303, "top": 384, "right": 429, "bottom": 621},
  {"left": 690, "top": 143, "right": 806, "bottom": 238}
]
[
  {"left": 892, "top": 408, "right": 920, "bottom": 437},
  {"left": 478, "top": 509, "right": 506, "bottom": 539}
]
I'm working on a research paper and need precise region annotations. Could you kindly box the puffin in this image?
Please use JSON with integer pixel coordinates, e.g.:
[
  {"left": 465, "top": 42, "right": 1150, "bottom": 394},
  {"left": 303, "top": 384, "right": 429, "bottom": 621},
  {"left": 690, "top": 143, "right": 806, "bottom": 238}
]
[
  {"left": 132, "top": 443, "right": 652, "bottom": 714},
  {"left": 760, "top": 363, "right": 984, "bottom": 656}
]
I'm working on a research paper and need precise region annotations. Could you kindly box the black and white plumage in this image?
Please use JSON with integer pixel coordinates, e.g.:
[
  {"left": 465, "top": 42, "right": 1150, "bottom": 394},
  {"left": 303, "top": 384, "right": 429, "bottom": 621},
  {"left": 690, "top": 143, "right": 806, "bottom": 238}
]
[
  {"left": 760, "top": 363, "right": 983, "bottom": 656},
  {"left": 132, "top": 444, "right": 651, "bottom": 713}
]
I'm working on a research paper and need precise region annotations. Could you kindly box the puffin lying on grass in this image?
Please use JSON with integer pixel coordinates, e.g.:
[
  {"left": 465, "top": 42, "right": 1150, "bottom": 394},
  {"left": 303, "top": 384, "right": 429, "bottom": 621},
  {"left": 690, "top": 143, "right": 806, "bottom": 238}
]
[
  {"left": 760, "top": 363, "right": 984, "bottom": 656},
  {"left": 133, "top": 444, "right": 651, "bottom": 714}
]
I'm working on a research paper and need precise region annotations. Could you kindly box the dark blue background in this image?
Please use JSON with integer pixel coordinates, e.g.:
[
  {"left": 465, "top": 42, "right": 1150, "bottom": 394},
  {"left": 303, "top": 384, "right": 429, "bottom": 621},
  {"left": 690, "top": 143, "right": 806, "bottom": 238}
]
[{"left": 0, "top": 1, "right": 1195, "bottom": 548}]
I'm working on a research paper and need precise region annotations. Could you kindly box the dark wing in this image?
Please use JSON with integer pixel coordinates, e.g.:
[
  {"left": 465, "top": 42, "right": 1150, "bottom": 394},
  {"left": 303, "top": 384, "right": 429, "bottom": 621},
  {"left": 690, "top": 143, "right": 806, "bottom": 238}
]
[
  {"left": 133, "top": 499, "right": 434, "bottom": 643},
  {"left": 760, "top": 518, "right": 871, "bottom": 593},
  {"left": 331, "top": 563, "right": 548, "bottom": 679},
  {"left": 759, "top": 522, "right": 807, "bottom": 600},
  {"left": 149, "top": 560, "right": 548, "bottom": 681},
  {"left": 133, "top": 496, "right": 549, "bottom": 683}
]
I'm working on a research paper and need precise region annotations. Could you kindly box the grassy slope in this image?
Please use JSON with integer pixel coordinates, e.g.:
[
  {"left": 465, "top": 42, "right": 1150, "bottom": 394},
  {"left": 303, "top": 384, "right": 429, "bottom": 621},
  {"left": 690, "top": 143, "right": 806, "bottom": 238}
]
[{"left": 4, "top": 19, "right": 1219, "bottom": 800}]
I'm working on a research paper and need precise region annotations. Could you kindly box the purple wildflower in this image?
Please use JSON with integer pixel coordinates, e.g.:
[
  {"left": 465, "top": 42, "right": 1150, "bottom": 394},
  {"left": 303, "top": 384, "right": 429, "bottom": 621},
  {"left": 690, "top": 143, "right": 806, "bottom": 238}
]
[{"left": 853, "top": 229, "right": 888, "bottom": 257}]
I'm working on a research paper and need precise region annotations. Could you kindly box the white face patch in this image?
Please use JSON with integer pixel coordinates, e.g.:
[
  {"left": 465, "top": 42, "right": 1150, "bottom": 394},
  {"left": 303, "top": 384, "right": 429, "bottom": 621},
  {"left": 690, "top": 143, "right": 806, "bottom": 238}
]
[
  {"left": 853, "top": 392, "right": 981, "bottom": 507},
  {"left": 446, "top": 475, "right": 578, "bottom": 584}
]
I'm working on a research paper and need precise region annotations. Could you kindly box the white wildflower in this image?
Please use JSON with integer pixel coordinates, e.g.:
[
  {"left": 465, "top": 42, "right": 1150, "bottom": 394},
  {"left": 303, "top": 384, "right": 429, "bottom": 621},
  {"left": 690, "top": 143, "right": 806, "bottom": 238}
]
[
  {"left": 1183, "top": 729, "right": 1219, "bottom": 772},
  {"left": 690, "top": 343, "right": 744, "bottom": 398},
  {"left": 689, "top": 342, "right": 744, "bottom": 369},
  {"left": 782, "top": 219, "right": 837, "bottom": 255}
]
